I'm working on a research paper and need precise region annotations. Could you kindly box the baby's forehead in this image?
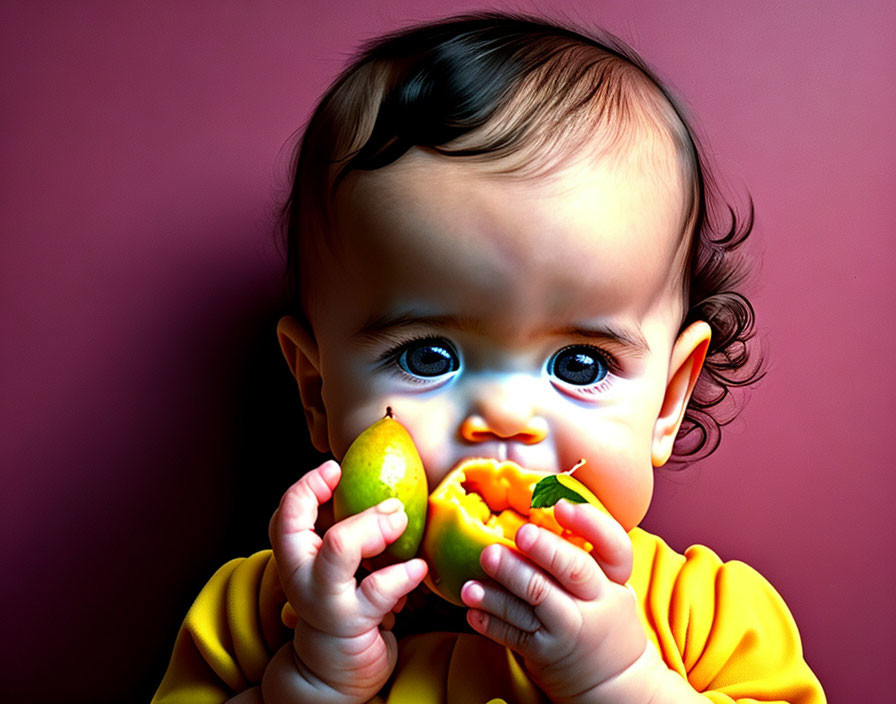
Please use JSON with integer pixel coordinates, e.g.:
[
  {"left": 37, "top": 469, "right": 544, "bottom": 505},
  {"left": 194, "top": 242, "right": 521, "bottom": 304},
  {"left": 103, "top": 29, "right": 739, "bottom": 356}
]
[
  {"left": 324, "top": 144, "right": 691, "bottom": 328},
  {"left": 333, "top": 133, "right": 691, "bottom": 246}
]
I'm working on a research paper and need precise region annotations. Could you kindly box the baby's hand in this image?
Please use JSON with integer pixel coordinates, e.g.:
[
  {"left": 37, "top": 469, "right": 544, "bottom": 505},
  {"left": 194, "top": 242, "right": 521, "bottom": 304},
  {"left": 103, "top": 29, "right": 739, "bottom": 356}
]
[
  {"left": 461, "top": 500, "right": 671, "bottom": 703},
  {"left": 263, "top": 460, "right": 428, "bottom": 704}
]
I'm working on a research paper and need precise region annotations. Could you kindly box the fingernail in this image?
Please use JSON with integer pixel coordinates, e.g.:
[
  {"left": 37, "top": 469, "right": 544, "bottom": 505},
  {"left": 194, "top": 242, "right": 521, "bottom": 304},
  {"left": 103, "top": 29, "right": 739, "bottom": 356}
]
[
  {"left": 406, "top": 559, "right": 427, "bottom": 581},
  {"left": 468, "top": 610, "right": 487, "bottom": 628},
  {"left": 379, "top": 497, "right": 403, "bottom": 513},
  {"left": 555, "top": 498, "right": 574, "bottom": 514},
  {"left": 387, "top": 509, "right": 407, "bottom": 530},
  {"left": 462, "top": 580, "right": 485, "bottom": 603},
  {"left": 480, "top": 544, "right": 500, "bottom": 572},
  {"left": 515, "top": 523, "right": 538, "bottom": 550}
]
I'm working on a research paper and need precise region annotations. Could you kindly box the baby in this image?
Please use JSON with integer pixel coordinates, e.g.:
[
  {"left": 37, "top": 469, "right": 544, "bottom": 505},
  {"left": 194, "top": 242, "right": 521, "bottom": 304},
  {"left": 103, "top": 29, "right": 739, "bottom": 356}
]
[{"left": 154, "top": 13, "right": 825, "bottom": 704}]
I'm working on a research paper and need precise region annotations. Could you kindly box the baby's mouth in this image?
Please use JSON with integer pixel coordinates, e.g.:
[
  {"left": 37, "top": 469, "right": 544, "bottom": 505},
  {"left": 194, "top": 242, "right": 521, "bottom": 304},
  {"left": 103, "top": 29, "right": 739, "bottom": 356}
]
[{"left": 456, "top": 442, "right": 553, "bottom": 475}]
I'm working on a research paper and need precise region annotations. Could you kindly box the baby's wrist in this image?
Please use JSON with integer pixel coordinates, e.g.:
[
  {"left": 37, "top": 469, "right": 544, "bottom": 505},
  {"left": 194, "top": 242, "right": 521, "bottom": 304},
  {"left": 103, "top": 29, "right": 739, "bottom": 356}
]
[
  {"left": 573, "top": 642, "right": 705, "bottom": 704},
  {"left": 262, "top": 643, "right": 375, "bottom": 704}
]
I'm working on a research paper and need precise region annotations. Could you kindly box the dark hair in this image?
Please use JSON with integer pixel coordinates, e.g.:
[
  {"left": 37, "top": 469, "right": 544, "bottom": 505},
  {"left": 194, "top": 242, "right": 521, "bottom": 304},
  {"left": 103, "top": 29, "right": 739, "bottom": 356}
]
[{"left": 278, "top": 12, "right": 763, "bottom": 463}]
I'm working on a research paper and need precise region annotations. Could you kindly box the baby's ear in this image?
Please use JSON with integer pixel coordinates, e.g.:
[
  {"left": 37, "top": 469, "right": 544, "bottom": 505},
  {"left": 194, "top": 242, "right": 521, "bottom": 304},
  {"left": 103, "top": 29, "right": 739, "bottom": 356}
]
[
  {"left": 651, "top": 321, "right": 712, "bottom": 467},
  {"left": 277, "top": 315, "right": 329, "bottom": 453}
]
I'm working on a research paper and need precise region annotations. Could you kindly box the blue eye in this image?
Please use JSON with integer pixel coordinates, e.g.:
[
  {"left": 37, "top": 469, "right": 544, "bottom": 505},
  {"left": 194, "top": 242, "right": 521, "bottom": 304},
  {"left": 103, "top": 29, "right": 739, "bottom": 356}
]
[
  {"left": 397, "top": 338, "right": 460, "bottom": 378},
  {"left": 548, "top": 345, "right": 610, "bottom": 386}
]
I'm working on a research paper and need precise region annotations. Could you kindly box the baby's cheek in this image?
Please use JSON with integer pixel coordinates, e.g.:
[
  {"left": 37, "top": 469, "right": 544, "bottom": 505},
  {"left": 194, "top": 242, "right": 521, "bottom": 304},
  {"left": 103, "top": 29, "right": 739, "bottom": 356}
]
[
  {"left": 418, "top": 440, "right": 460, "bottom": 491},
  {"left": 610, "top": 473, "right": 654, "bottom": 531},
  {"left": 567, "top": 443, "right": 653, "bottom": 531},
  {"left": 382, "top": 402, "right": 459, "bottom": 487}
]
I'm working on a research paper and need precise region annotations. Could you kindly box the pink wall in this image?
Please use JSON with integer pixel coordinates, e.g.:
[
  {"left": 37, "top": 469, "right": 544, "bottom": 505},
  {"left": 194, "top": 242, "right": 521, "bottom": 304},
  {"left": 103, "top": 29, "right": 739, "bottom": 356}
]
[{"left": 2, "top": 1, "right": 893, "bottom": 700}]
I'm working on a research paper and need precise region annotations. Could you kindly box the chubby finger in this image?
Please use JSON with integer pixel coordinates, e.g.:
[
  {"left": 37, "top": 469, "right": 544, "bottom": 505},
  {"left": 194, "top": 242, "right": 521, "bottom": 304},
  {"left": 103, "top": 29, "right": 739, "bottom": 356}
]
[
  {"left": 269, "top": 461, "right": 341, "bottom": 572},
  {"left": 465, "top": 607, "right": 541, "bottom": 657},
  {"left": 314, "top": 499, "right": 409, "bottom": 590},
  {"left": 461, "top": 580, "right": 540, "bottom": 633},
  {"left": 358, "top": 558, "right": 428, "bottom": 622},
  {"left": 553, "top": 499, "right": 632, "bottom": 585},
  {"left": 479, "top": 543, "right": 573, "bottom": 634},
  {"left": 513, "top": 522, "right": 603, "bottom": 601}
]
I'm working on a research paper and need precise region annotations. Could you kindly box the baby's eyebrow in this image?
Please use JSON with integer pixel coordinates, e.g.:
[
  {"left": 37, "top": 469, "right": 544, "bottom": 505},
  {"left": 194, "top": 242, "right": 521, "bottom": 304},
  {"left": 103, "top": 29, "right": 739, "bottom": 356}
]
[
  {"left": 562, "top": 324, "right": 651, "bottom": 357},
  {"left": 356, "top": 311, "right": 487, "bottom": 338},
  {"left": 355, "top": 311, "right": 649, "bottom": 356}
]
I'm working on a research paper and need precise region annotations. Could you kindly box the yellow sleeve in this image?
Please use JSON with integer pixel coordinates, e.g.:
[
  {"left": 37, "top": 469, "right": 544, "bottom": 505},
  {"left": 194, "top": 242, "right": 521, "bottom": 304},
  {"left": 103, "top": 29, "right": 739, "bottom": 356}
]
[
  {"left": 155, "top": 536, "right": 825, "bottom": 703},
  {"left": 153, "top": 551, "right": 539, "bottom": 704},
  {"left": 629, "top": 529, "right": 826, "bottom": 703},
  {"left": 152, "top": 550, "right": 290, "bottom": 704}
]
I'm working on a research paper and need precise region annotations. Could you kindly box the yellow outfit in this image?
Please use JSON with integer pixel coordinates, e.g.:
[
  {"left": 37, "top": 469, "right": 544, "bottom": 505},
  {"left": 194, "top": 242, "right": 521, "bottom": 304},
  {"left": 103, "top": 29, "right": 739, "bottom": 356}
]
[{"left": 153, "top": 527, "right": 825, "bottom": 703}]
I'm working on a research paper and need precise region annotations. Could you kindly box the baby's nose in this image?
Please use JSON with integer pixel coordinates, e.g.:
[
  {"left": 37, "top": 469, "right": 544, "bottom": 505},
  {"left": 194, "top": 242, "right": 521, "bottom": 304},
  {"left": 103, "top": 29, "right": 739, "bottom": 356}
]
[
  {"left": 460, "top": 377, "right": 548, "bottom": 444},
  {"left": 460, "top": 414, "right": 548, "bottom": 444}
]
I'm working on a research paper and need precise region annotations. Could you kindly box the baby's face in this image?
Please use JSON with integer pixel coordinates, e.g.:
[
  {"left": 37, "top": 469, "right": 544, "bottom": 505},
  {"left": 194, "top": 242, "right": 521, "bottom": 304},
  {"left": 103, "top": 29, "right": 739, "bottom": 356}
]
[{"left": 294, "top": 146, "right": 703, "bottom": 531}]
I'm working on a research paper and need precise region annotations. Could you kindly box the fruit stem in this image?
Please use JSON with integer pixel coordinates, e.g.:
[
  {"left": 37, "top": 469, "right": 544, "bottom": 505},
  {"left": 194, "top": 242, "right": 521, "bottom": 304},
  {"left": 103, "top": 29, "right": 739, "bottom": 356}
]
[
  {"left": 565, "top": 458, "right": 587, "bottom": 476},
  {"left": 385, "top": 406, "right": 394, "bottom": 418}
]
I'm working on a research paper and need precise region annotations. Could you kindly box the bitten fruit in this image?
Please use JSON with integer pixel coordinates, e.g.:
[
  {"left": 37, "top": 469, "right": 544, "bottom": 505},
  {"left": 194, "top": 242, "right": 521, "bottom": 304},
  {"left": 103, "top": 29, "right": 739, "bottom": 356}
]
[
  {"left": 422, "top": 459, "right": 608, "bottom": 606},
  {"left": 332, "top": 408, "right": 428, "bottom": 562}
]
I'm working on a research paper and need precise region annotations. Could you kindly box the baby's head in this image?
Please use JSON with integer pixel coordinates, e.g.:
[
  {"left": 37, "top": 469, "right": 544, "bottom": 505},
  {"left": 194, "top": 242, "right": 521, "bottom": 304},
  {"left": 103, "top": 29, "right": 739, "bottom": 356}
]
[{"left": 276, "top": 14, "right": 759, "bottom": 529}]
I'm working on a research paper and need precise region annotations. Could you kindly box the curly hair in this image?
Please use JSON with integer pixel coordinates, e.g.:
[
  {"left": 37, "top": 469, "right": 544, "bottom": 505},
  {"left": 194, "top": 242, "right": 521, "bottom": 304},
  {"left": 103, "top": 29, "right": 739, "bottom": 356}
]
[{"left": 278, "top": 12, "right": 763, "bottom": 463}]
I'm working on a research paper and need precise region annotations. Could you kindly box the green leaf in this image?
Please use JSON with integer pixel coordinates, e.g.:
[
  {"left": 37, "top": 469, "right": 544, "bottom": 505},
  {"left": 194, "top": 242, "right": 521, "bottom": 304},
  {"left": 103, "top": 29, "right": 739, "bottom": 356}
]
[{"left": 530, "top": 475, "right": 588, "bottom": 509}]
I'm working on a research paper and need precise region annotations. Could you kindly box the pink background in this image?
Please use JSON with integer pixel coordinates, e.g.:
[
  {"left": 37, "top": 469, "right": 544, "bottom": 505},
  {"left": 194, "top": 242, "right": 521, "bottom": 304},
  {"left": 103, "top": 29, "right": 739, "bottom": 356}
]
[{"left": 2, "top": 1, "right": 893, "bottom": 700}]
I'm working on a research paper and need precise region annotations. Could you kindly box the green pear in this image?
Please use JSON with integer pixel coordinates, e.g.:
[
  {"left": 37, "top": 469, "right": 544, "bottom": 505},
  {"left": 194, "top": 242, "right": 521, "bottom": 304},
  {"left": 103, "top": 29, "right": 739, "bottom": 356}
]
[{"left": 332, "top": 407, "right": 428, "bottom": 561}]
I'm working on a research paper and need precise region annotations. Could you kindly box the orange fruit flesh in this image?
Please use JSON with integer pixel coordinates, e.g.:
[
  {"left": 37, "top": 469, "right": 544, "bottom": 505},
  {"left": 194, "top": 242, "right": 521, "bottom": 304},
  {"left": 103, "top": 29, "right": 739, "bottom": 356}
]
[
  {"left": 423, "top": 459, "right": 594, "bottom": 605},
  {"left": 458, "top": 463, "right": 592, "bottom": 551}
]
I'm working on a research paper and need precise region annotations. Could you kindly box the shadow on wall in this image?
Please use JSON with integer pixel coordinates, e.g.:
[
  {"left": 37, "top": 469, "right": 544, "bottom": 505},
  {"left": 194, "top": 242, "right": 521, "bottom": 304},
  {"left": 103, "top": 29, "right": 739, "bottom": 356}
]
[
  {"left": 135, "top": 294, "right": 329, "bottom": 701},
  {"left": 3, "top": 252, "right": 325, "bottom": 701},
  {"left": 222, "top": 301, "right": 325, "bottom": 559}
]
